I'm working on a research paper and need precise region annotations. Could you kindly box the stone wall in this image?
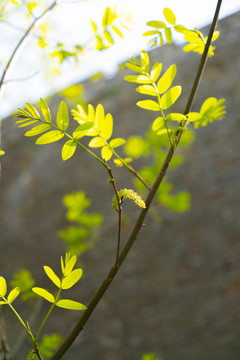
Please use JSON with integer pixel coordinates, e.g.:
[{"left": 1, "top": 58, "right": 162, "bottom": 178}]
[{"left": 0, "top": 11, "right": 240, "bottom": 360}]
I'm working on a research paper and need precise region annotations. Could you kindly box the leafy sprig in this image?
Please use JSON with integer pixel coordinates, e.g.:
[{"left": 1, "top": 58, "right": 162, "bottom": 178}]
[
  {"left": 112, "top": 188, "right": 146, "bottom": 211},
  {"left": 188, "top": 97, "right": 226, "bottom": 128}
]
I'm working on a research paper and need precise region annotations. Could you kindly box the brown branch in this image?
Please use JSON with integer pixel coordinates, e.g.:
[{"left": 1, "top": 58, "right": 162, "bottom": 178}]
[{"left": 50, "top": 1, "right": 223, "bottom": 359}]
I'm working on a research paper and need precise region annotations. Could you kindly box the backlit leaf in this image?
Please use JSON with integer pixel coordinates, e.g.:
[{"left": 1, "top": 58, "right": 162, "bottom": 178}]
[
  {"left": 188, "top": 112, "right": 202, "bottom": 122},
  {"left": 165, "top": 28, "right": 172, "bottom": 44},
  {"left": 32, "top": 287, "right": 55, "bottom": 303},
  {"left": 62, "top": 140, "right": 77, "bottom": 161},
  {"left": 101, "top": 146, "right": 112, "bottom": 161},
  {"left": 56, "top": 299, "right": 86, "bottom": 310},
  {"left": 160, "top": 86, "right": 182, "bottom": 109},
  {"left": 90, "top": 20, "right": 97, "bottom": 33},
  {"left": 157, "top": 128, "right": 169, "bottom": 136},
  {"left": 88, "top": 137, "right": 106, "bottom": 148},
  {"left": 150, "top": 62, "right": 162, "bottom": 82},
  {"left": 61, "top": 254, "right": 77, "bottom": 276},
  {"left": 36, "top": 130, "right": 64, "bottom": 144},
  {"left": 95, "top": 104, "right": 105, "bottom": 132},
  {"left": 152, "top": 117, "right": 164, "bottom": 131},
  {"left": 18, "top": 120, "right": 39, "bottom": 128},
  {"left": 109, "top": 138, "right": 126, "bottom": 148},
  {"left": 57, "top": 101, "right": 69, "bottom": 131},
  {"left": 0, "top": 277, "right": 7, "bottom": 297},
  {"left": 102, "top": 6, "right": 110, "bottom": 29},
  {"left": 44, "top": 266, "right": 61, "bottom": 288},
  {"left": 62, "top": 269, "right": 83, "bottom": 289},
  {"left": 136, "top": 85, "right": 157, "bottom": 96},
  {"left": 112, "top": 25, "right": 123, "bottom": 38},
  {"left": 143, "top": 30, "right": 160, "bottom": 36},
  {"left": 7, "top": 287, "right": 20, "bottom": 303},
  {"left": 163, "top": 8, "right": 176, "bottom": 25},
  {"left": 25, "top": 103, "right": 41, "bottom": 119},
  {"left": 124, "top": 75, "right": 151, "bottom": 84},
  {"left": 136, "top": 100, "right": 160, "bottom": 111},
  {"left": 101, "top": 113, "right": 113, "bottom": 140},
  {"left": 157, "top": 64, "right": 177, "bottom": 94},
  {"left": 140, "top": 50, "right": 149, "bottom": 72},
  {"left": 104, "top": 30, "right": 114, "bottom": 45},
  {"left": 24, "top": 124, "right": 51, "bottom": 137},
  {"left": 125, "top": 62, "right": 143, "bottom": 73},
  {"left": 166, "top": 113, "right": 186, "bottom": 122},
  {"left": 40, "top": 98, "right": 51, "bottom": 123},
  {"left": 73, "top": 122, "right": 94, "bottom": 139},
  {"left": 147, "top": 21, "right": 166, "bottom": 29}
]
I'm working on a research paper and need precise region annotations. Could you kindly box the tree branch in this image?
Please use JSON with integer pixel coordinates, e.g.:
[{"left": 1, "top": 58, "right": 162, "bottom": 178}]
[{"left": 50, "top": 1, "right": 223, "bottom": 359}]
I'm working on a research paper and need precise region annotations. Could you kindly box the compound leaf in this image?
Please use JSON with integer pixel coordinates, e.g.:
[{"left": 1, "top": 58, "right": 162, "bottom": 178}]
[
  {"left": 160, "top": 85, "right": 182, "bottom": 110},
  {"left": 62, "top": 140, "right": 77, "bottom": 161},
  {"left": 32, "top": 287, "right": 55, "bottom": 303},
  {"left": 25, "top": 103, "right": 41, "bottom": 119},
  {"left": 56, "top": 299, "right": 87, "bottom": 310},
  {"left": 36, "top": 130, "right": 64, "bottom": 144},
  {"left": 136, "top": 100, "right": 160, "bottom": 111}
]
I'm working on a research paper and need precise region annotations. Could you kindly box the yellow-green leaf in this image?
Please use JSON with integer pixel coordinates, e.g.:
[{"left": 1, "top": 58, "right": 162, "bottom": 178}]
[
  {"left": 73, "top": 122, "right": 94, "bottom": 139},
  {"left": 101, "top": 113, "right": 113, "bottom": 140},
  {"left": 7, "top": 287, "right": 20, "bottom": 303},
  {"left": 166, "top": 113, "right": 187, "bottom": 122},
  {"left": 188, "top": 112, "right": 202, "bottom": 122},
  {"left": 104, "top": 30, "right": 114, "bottom": 45},
  {"left": 136, "top": 85, "right": 157, "bottom": 96},
  {"left": 61, "top": 254, "right": 76, "bottom": 276},
  {"left": 112, "top": 25, "right": 123, "bottom": 38},
  {"left": 57, "top": 101, "right": 69, "bottom": 131},
  {"left": 24, "top": 124, "right": 51, "bottom": 137},
  {"left": 136, "top": 100, "right": 160, "bottom": 111},
  {"left": 62, "top": 269, "right": 83, "bottom": 289},
  {"left": 157, "top": 128, "right": 169, "bottom": 136},
  {"left": 18, "top": 120, "right": 39, "bottom": 128},
  {"left": 44, "top": 266, "right": 61, "bottom": 288},
  {"left": 36, "top": 130, "right": 64, "bottom": 145},
  {"left": 150, "top": 62, "right": 162, "bottom": 82},
  {"left": 152, "top": 117, "right": 164, "bottom": 131},
  {"left": 0, "top": 277, "right": 7, "bottom": 297},
  {"left": 95, "top": 104, "right": 105, "bottom": 132},
  {"left": 125, "top": 62, "right": 143, "bottom": 73},
  {"left": 56, "top": 299, "right": 87, "bottom": 310},
  {"left": 109, "top": 138, "right": 126, "bottom": 148},
  {"left": 25, "top": 103, "right": 40, "bottom": 119},
  {"left": 32, "top": 287, "right": 55, "bottom": 303},
  {"left": 102, "top": 6, "right": 110, "bottom": 29},
  {"left": 140, "top": 50, "right": 149, "bottom": 72},
  {"left": 147, "top": 21, "right": 166, "bottom": 28},
  {"left": 124, "top": 75, "right": 151, "bottom": 84},
  {"left": 163, "top": 8, "right": 176, "bottom": 25},
  {"left": 40, "top": 98, "right": 51, "bottom": 123},
  {"left": 157, "top": 64, "right": 177, "bottom": 94},
  {"left": 165, "top": 28, "right": 172, "bottom": 44},
  {"left": 160, "top": 86, "right": 182, "bottom": 110},
  {"left": 90, "top": 20, "right": 97, "bottom": 33},
  {"left": 101, "top": 146, "right": 112, "bottom": 161},
  {"left": 62, "top": 140, "right": 77, "bottom": 161},
  {"left": 88, "top": 137, "right": 106, "bottom": 148}
]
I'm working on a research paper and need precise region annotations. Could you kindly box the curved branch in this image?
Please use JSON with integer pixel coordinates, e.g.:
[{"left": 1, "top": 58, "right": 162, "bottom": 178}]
[{"left": 50, "top": 1, "right": 223, "bottom": 359}]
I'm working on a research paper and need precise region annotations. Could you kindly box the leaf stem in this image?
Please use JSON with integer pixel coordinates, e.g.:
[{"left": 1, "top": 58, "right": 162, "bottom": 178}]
[{"left": 49, "top": 1, "right": 222, "bottom": 358}]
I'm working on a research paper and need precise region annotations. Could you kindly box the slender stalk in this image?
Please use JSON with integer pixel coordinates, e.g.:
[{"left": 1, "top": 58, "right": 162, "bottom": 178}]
[{"left": 50, "top": 1, "right": 222, "bottom": 359}]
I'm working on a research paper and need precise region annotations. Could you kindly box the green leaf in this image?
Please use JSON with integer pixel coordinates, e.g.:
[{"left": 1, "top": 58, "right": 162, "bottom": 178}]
[
  {"left": 104, "top": 30, "right": 114, "bottom": 45},
  {"left": 36, "top": 130, "right": 64, "bottom": 145},
  {"left": 143, "top": 30, "right": 160, "bottom": 36},
  {"left": 61, "top": 254, "right": 77, "bottom": 276},
  {"left": 16, "top": 108, "right": 32, "bottom": 118},
  {"left": 88, "top": 137, "right": 106, "bottom": 148},
  {"left": 18, "top": 120, "right": 39, "bottom": 128},
  {"left": 147, "top": 21, "right": 166, "bottom": 28},
  {"left": 90, "top": 19, "right": 97, "bottom": 33},
  {"left": 73, "top": 122, "right": 94, "bottom": 139},
  {"left": 165, "top": 28, "right": 172, "bottom": 44},
  {"left": 160, "top": 86, "right": 182, "bottom": 109},
  {"left": 62, "top": 140, "right": 77, "bottom": 161},
  {"left": 136, "top": 85, "right": 157, "bottom": 96},
  {"left": 24, "top": 124, "right": 51, "bottom": 137},
  {"left": 157, "top": 128, "right": 169, "bottom": 136},
  {"left": 40, "top": 98, "right": 51, "bottom": 123},
  {"left": 125, "top": 62, "right": 143, "bottom": 73},
  {"left": 0, "top": 301, "right": 7, "bottom": 305},
  {"left": 187, "top": 112, "right": 202, "bottom": 122},
  {"left": 44, "top": 266, "right": 61, "bottom": 288},
  {"left": 150, "top": 62, "right": 162, "bottom": 82},
  {"left": 140, "top": 50, "right": 149, "bottom": 72},
  {"left": 102, "top": 6, "right": 110, "bottom": 29},
  {"left": 56, "top": 299, "right": 87, "bottom": 310},
  {"left": 112, "top": 25, "right": 123, "bottom": 38},
  {"left": 101, "top": 146, "right": 112, "bottom": 161},
  {"left": 157, "top": 64, "right": 177, "bottom": 94},
  {"left": 109, "top": 138, "right": 126, "bottom": 148},
  {"left": 174, "top": 24, "right": 188, "bottom": 33},
  {"left": 163, "top": 8, "right": 176, "bottom": 25},
  {"left": 0, "top": 277, "right": 7, "bottom": 297},
  {"left": 166, "top": 113, "right": 187, "bottom": 122},
  {"left": 101, "top": 113, "right": 113, "bottom": 140},
  {"left": 25, "top": 103, "right": 41, "bottom": 119},
  {"left": 124, "top": 75, "right": 151, "bottom": 84},
  {"left": 95, "top": 104, "right": 105, "bottom": 132},
  {"left": 7, "top": 287, "right": 20, "bottom": 303},
  {"left": 136, "top": 100, "right": 160, "bottom": 111},
  {"left": 16, "top": 118, "right": 32, "bottom": 124},
  {"left": 61, "top": 269, "right": 83, "bottom": 289},
  {"left": 57, "top": 101, "right": 69, "bottom": 131},
  {"left": 152, "top": 117, "right": 164, "bottom": 131},
  {"left": 32, "top": 287, "right": 55, "bottom": 303}
]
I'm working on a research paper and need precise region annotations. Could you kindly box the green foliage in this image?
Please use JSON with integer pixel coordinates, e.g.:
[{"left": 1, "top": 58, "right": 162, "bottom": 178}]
[
  {"left": 188, "top": 97, "right": 226, "bottom": 128},
  {"left": 32, "top": 253, "right": 87, "bottom": 311},
  {"left": 58, "top": 192, "right": 103, "bottom": 255},
  {"left": 144, "top": 7, "right": 219, "bottom": 56},
  {"left": 10, "top": 269, "right": 35, "bottom": 301},
  {"left": 142, "top": 353, "right": 162, "bottom": 360},
  {"left": 38, "top": 333, "right": 62, "bottom": 359},
  {"left": 0, "top": 276, "right": 20, "bottom": 305},
  {"left": 112, "top": 189, "right": 146, "bottom": 211}
]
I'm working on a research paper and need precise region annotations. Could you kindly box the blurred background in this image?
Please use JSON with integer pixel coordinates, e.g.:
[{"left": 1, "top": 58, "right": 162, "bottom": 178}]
[{"left": 1, "top": 1, "right": 240, "bottom": 359}]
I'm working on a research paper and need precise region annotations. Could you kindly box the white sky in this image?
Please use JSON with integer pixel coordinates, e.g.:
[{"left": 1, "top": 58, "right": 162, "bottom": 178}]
[{"left": 1, "top": 0, "right": 240, "bottom": 118}]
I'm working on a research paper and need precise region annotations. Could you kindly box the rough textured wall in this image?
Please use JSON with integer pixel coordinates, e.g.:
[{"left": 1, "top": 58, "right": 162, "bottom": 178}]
[{"left": 1, "top": 11, "right": 240, "bottom": 360}]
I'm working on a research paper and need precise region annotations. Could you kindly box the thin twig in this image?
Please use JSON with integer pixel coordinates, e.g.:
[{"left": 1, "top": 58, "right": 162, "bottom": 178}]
[{"left": 50, "top": 1, "right": 222, "bottom": 359}]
